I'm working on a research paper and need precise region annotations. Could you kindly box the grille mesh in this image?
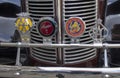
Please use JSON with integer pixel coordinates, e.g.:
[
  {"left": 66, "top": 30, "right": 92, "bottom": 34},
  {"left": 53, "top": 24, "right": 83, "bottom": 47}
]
[{"left": 26, "top": 0, "right": 97, "bottom": 64}]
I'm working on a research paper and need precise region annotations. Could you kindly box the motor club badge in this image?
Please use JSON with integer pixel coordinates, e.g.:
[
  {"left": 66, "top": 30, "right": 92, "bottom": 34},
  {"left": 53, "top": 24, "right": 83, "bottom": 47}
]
[{"left": 65, "top": 17, "right": 86, "bottom": 37}]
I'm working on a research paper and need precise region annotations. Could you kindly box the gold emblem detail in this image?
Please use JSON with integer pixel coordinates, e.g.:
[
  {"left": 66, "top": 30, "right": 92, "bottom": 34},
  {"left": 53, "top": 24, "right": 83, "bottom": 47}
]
[
  {"left": 70, "top": 21, "right": 81, "bottom": 33},
  {"left": 15, "top": 17, "right": 33, "bottom": 33}
]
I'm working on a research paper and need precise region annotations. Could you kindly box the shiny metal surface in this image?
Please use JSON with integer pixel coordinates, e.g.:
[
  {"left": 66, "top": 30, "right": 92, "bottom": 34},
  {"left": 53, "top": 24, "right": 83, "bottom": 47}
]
[
  {"left": 104, "top": 48, "right": 109, "bottom": 67},
  {"left": 0, "top": 65, "right": 120, "bottom": 78},
  {"left": 0, "top": 42, "right": 120, "bottom": 78},
  {"left": 63, "top": 0, "right": 97, "bottom": 63},
  {"left": 27, "top": 0, "right": 57, "bottom": 63},
  {"left": 26, "top": 0, "right": 98, "bottom": 64},
  {"left": 1, "top": 42, "right": 120, "bottom": 48},
  {"left": 55, "top": 0, "right": 63, "bottom": 64}
]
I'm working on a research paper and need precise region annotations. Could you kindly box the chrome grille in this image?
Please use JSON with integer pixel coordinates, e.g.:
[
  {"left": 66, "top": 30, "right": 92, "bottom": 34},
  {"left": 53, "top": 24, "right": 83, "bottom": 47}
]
[
  {"left": 26, "top": 0, "right": 57, "bottom": 63},
  {"left": 63, "top": 0, "right": 97, "bottom": 63},
  {"left": 26, "top": 0, "right": 55, "bottom": 21},
  {"left": 26, "top": 0, "right": 97, "bottom": 64}
]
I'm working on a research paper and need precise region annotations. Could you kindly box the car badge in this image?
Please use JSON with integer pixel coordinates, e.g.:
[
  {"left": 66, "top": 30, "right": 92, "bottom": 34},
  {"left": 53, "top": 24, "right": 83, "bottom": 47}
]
[
  {"left": 65, "top": 17, "right": 86, "bottom": 37},
  {"left": 15, "top": 16, "right": 33, "bottom": 34},
  {"left": 38, "top": 17, "right": 57, "bottom": 37}
]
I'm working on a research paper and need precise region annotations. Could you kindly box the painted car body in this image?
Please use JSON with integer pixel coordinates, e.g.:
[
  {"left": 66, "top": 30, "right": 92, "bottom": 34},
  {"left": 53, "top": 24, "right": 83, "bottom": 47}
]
[
  {"left": 0, "top": 0, "right": 20, "bottom": 42},
  {"left": 105, "top": 0, "right": 120, "bottom": 67},
  {"left": 0, "top": 0, "right": 21, "bottom": 64}
]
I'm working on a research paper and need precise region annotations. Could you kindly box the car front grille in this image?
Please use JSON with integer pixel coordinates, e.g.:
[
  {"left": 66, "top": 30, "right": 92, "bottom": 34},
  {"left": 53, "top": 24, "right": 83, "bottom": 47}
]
[{"left": 26, "top": 0, "right": 97, "bottom": 64}]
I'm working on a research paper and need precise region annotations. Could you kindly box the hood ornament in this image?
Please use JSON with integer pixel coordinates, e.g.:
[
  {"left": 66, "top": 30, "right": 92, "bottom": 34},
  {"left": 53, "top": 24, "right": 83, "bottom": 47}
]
[{"left": 89, "top": 18, "right": 108, "bottom": 43}]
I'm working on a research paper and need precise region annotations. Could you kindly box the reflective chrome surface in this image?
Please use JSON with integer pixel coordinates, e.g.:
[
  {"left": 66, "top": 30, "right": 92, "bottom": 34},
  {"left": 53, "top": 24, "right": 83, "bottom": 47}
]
[
  {"left": 1, "top": 42, "right": 120, "bottom": 48},
  {"left": 0, "top": 65, "right": 120, "bottom": 78},
  {"left": 0, "top": 41, "right": 120, "bottom": 78},
  {"left": 26, "top": 0, "right": 98, "bottom": 65}
]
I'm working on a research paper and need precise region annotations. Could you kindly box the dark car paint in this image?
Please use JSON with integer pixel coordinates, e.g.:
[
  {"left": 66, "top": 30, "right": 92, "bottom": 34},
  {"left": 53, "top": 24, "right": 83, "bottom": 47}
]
[
  {"left": 0, "top": 0, "right": 21, "bottom": 65},
  {"left": 0, "top": 3, "right": 20, "bottom": 18},
  {"left": 0, "top": 0, "right": 21, "bottom": 41},
  {"left": 105, "top": 0, "right": 120, "bottom": 67},
  {"left": 0, "top": 0, "right": 21, "bottom": 17},
  {"left": 107, "top": 0, "right": 120, "bottom": 16}
]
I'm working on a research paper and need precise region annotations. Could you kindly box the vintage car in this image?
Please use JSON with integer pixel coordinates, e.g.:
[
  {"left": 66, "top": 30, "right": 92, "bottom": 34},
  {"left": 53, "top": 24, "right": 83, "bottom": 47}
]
[
  {"left": 0, "top": 0, "right": 120, "bottom": 67},
  {"left": 16, "top": 0, "right": 107, "bottom": 67},
  {"left": 0, "top": 0, "right": 120, "bottom": 78},
  {"left": 0, "top": 0, "right": 107, "bottom": 66}
]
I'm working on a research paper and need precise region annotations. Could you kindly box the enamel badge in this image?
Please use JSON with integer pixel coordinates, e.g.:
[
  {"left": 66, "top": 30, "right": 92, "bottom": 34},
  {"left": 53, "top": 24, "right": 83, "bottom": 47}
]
[
  {"left": 38, "top": 17, "right": 57, "bottom": 37},
  {"left": 65, "top": 17, "right": 86, "bottom": 37}
]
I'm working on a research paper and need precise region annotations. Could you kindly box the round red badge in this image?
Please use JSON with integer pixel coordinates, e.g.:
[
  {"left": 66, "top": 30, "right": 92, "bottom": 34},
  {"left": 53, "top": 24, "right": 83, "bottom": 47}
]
[
  {"left": 39, "top": 21, "right": 54, "bottom": 36},
  {"left": 65, "top": 17, "right": 86, "bottom": 37},
  {"left": 38, "top": 17, "right": 57, "bottom": 37}
]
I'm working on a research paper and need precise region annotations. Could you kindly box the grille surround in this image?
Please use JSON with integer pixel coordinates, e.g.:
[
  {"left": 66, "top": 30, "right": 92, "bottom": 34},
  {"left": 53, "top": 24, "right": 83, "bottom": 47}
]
[{"left": 26, "top": 0, "right": 98, "bottom": 65}]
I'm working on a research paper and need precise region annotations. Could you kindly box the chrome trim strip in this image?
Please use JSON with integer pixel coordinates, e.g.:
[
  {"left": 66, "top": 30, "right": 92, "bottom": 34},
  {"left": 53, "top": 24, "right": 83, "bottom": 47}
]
[
  {"left": 31, "top": 52, "right": 56, "bottom": 61},
  {"left": 55, "top": 0, "right": 63, "bottom": 64},
  {"left": 65, "top": 8, "right": 96, "bottom": 13},
  {"left": 65, "top": 49, "right": 95, "bottom": 57},
  {"left": 33, "top": 47, "right": 56, "bottom": 53},
  {"left": 64, "top": 5, "right": 95, "bottom": 9},
  {"left": 29, "top": 10, "right": 54, "bottom": 13},
  {"left": 56, "top": 0, "right": 62, "bottom": 44},
  {"left": 65, "top": 1, "right": 95, "bottom": 5},
  {"left": 32, "top": 49, "right": 56, "bottom": 57},
  {"left": 1, "top": 42, "right": 120, "bottom": 48}
]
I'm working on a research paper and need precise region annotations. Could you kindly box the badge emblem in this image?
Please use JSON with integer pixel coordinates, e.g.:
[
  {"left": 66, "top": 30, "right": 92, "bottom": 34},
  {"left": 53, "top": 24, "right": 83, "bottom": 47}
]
[
  {"left": 15, "top": 17, "right": 33, "bottom": 33},
  {"left": 65, "top": 17, "right": 86, "bottom": 37},
  {"left": 38, "top": 17, "right": 57, "bottom": 37}
]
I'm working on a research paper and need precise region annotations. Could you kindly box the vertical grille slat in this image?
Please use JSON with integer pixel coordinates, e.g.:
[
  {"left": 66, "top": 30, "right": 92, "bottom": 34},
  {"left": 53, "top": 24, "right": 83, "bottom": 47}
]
[{"left": 26, "top": 0, "right": 97, "bottom": 64}]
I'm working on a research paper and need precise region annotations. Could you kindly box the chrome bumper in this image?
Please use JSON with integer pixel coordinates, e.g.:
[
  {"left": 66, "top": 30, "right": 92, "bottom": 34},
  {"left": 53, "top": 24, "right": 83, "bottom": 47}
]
[
  {"left": 0, "top": 42, "right": 120, "bottom": 78},
  {"left": 0, "top": 66, "right": 120, "bottom": 78},
  {"left": 0, "top": 42, "right": 120, "bottom": 48}
]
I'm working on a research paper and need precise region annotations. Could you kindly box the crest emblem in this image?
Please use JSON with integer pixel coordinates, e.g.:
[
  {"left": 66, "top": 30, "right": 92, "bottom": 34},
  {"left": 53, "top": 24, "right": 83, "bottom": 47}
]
[
  {"left": 65, "top": 17, "right": 86, "bottom": 37},
  {"left": 15, "top": 17, "right": 33, "bottom": 33}
]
